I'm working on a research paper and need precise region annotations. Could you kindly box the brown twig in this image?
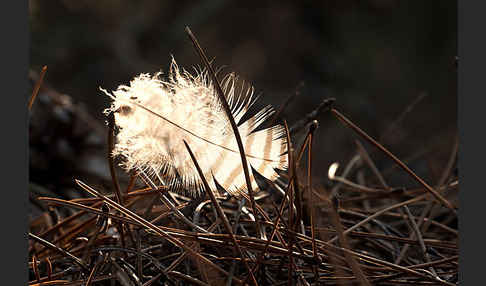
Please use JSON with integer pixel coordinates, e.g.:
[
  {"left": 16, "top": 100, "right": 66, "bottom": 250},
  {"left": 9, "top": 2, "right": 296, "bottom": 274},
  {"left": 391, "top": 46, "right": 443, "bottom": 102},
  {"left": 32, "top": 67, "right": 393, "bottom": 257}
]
[
  {"left": 185, "top": 26, "right": 263, "bottom": 238},
  {"left": 29, "top": 65, "right": 47, "bottom": 110}
]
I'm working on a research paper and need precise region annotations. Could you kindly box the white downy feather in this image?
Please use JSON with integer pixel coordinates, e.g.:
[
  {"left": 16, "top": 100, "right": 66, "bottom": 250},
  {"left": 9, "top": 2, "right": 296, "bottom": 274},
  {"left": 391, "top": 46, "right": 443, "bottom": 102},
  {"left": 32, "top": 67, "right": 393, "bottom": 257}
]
[{"left": 103, "top": 59, "right": 288, "bottom": 197}]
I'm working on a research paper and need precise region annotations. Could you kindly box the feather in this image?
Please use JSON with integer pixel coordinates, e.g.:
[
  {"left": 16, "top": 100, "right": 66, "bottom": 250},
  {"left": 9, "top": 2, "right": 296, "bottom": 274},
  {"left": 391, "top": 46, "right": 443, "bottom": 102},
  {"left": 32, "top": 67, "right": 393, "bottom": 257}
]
[{"left": 102, "top": 58, "right": 288, "bottom": 197}]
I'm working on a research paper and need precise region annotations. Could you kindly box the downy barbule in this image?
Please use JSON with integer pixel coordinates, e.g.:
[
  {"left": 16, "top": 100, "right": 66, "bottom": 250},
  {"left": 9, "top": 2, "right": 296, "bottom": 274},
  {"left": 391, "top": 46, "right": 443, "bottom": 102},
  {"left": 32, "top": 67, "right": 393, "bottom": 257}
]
[{"left": 102, "top": 59, "right": 288, "bottom": 197}]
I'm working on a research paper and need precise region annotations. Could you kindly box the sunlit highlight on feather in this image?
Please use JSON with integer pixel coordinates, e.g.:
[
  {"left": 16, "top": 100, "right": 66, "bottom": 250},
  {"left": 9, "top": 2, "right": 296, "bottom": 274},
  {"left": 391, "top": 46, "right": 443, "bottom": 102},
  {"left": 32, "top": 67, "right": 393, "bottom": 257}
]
[{"left": 103, "top": 59, "right": 288, "bottom": 197}]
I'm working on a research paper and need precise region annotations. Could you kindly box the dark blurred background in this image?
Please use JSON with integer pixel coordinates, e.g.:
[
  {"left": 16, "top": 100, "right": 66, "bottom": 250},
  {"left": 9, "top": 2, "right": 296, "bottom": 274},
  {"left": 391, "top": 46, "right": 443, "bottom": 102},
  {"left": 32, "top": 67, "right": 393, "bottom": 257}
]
[{"left": 29, "top": 1, "right": 457, "bottom": 203}]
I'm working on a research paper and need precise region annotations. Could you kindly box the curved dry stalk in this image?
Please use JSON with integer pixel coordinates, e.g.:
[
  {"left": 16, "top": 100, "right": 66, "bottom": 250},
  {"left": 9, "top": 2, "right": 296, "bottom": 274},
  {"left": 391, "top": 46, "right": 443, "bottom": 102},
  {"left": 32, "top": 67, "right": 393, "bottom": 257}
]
[{"left": 185, "top": 26, "right": 263, "bottom": 238}]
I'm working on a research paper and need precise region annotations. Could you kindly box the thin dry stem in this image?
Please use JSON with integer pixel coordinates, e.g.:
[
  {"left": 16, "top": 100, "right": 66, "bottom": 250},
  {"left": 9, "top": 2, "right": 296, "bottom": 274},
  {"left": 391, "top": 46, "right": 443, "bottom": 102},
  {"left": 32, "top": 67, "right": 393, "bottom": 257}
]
[
  {"left": 185, "top": 26, "right": 263, "bottom": 238},
  {"left": 29, "top": 65, "right": 47, "bottom": 110}
]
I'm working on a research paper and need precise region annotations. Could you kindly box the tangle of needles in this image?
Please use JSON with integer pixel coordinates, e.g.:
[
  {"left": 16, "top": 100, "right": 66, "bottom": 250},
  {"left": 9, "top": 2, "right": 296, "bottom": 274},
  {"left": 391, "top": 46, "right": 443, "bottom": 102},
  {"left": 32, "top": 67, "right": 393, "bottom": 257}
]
[{"left": 29, "top": 27, "right": 458, "bottom": 286}]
